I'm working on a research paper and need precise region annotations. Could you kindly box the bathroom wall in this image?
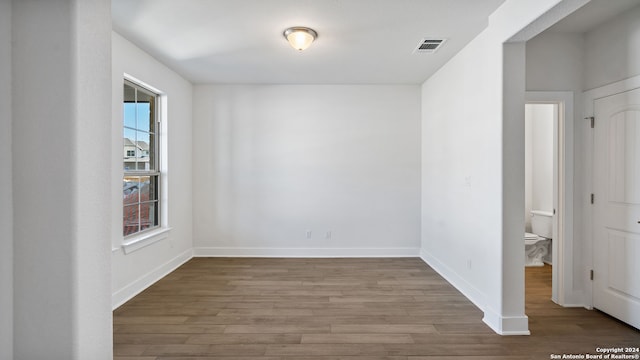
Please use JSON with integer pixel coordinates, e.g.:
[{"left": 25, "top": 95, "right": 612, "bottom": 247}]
[
  {"left": 524, "top": 103, "right": 555, "bottom": 232},
  {"left": 524, "top": 105, "right": 532, "bottom": 232}
]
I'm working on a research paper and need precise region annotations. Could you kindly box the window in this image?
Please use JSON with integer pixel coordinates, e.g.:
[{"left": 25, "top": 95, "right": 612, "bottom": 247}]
[{"left": 123, "top": 80, "right": 160, "bottom": 237}]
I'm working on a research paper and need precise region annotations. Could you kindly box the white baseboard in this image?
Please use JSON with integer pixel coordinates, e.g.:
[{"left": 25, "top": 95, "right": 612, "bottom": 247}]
[
  {"left": 112, "top": 248, "right": 193, "bottom": 310},
  {"left": 562, "top": 289, "right": 586, "bottom": 308},
  {"left": 419, "top": 249, "right": 487, "bottom": 310},
  {"left": 420, "top": 249, "right": 530, "bottom": 336},
  {"left": 193, "top": 247, "right": 420, "bottom": 258},
  {"left": 483, "top": 309, "right": 530, "bottom": 335}
]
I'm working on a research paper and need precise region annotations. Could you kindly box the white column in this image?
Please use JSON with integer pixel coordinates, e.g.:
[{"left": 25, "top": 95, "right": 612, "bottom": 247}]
[
  {"left": 499, "top": 41, "right": 529, "bottom": 334},
  {"left": 12, "top": 0, "right": 112, "bottom": 358},
  {"left": 0, "top": 0, "right": 13, "bottom": 359}
]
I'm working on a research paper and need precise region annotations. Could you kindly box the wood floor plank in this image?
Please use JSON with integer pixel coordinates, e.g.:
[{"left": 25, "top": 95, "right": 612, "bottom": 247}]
[
  {"left": 113, "top": 344, "right": 149, "bottom": 356},
  {"left": 142, "top": 344, "right": 266, "bottom": 356},
  {"left": 263, "top": 343, "right": 383, "bottom": 356},
  {"left": 224, "top": 324, "right": 330, "bottom": 334},
  {"left": 186, "top": 333, "right": 301, "bottom": 345},
  {"left": 408, "top": 357, "right": 532, "bottom": 360},
  {"left": 115, "top": 324, "right": 226, "bottom": 334},
  {"left": 300, "top": 333, "right": 415, "bottom": 344},
  {"left": 278, "top": 357, "right": 408, "bottom": 360},
  {"left": 154, "top": 357, "right": 281, "bottom": 360},
  {"left": 114, "top": 258, "right": 640, "bottom": 359},
  {"left": 331, "top": 324, "right": 438, "bottom": 334}
]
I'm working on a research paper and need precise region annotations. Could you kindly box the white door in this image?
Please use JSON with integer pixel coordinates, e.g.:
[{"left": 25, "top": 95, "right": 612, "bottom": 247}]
[{"left": 593, "top": 87, "right": 640, "bottom": 330}]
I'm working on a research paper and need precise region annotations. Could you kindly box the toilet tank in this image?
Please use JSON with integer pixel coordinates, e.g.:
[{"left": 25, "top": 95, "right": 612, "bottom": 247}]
[{"left": 531, "top": 210, "right": 553, "bottom": 239}]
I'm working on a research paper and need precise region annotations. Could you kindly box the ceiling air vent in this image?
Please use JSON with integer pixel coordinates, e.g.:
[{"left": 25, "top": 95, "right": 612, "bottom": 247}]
[{"left": 414, "top": 38, "right": 446, "bottom": 54}]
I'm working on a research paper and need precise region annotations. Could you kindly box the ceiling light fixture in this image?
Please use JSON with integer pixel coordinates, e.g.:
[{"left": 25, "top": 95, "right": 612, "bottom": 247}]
[{"left": 283, "top": 27, "right": 317, "bottom": 51}]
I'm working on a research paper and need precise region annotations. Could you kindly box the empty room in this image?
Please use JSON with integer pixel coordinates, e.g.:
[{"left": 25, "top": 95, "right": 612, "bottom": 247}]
[{"left": 2, "top": 0, "right": 640, "bottom": 359}]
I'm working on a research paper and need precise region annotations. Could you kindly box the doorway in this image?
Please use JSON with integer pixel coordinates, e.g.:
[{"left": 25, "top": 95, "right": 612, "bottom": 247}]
[{"left": 525, "top": 91, "right": 575, "bottom": 307}]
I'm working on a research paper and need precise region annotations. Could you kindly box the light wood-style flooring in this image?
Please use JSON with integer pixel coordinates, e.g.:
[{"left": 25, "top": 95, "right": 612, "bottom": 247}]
[{"left": 114, "top": 258, "right": 640, "bottom": 359}]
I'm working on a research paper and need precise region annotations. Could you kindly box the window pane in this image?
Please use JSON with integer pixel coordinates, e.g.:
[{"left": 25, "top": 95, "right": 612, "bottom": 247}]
[
  {"left": 124, "top": 83, "right": 137, "bottom": 130},
  {"left": 138, "top": 176, "right": 150, "bottom": 201},
  {"left": 123, "top": 129, "right": 156, "bottom": 171},
  {"left": 123, "top": 204, "right": 139, "bottom": 236},
  {"left": 123, "top": 176, "right": 140, "bottom": 203},
  {"left": 138, "top": 175, "right": 158, "bottom": 202},
  {"left": 139, "top": 202, "right": 157, "bottom": 231},
  {"left": 136, "top": 131, "right": 151, "bottom": 171},
  {"left": 136, "top": 102, "right": 151, "bottom": 133},
  {"left": 123, "top": 127, "right": 136, "bottom": 140},
  {"left": 123, "top": 103, "right": 137, "bottom": 129},
  {"left": 124, "top": 82, "right": 136, "bottom": 102},
  {"left": 123, "top": 128, "right": 136, "bottom": 171}
]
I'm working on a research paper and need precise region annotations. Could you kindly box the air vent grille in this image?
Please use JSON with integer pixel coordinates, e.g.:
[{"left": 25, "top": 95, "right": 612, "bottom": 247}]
[{"left": 414, "top": 38, "right": 446, "bottom": 53}]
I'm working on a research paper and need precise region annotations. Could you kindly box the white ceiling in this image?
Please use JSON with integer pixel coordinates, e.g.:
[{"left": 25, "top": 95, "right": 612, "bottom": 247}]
[{"left": 112, "top": 0, "right": 506, "bottom": 84}]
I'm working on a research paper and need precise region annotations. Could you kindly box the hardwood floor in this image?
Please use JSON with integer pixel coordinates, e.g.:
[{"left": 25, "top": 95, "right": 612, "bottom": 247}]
[{"left": 114, "top": 258, "right": 640, "bottom": 359}]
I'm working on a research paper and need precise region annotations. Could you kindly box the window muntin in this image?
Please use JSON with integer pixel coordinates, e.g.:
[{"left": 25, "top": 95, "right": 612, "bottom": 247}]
[{"left": 123, "top": 80, "right": 160, "bottom": 237}]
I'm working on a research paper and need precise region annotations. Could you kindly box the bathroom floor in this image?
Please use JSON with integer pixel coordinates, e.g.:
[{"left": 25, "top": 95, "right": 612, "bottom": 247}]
[{"left": 525, "top": 263, "right": 553, "bottom": 301}]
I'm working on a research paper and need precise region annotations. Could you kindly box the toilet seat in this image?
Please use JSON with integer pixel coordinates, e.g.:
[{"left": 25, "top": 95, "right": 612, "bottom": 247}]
[{"left": 525, "top": 232, "right": 541, "bottom": 245}]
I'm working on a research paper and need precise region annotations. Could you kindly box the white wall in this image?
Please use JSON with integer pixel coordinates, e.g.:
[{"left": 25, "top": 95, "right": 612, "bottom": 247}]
[
  {"left": 0, "top": 0, "right": 12, "bottom": 359},
  {"left": 420, "top": 0, "right": 585, "bottom": 335},
  {"left": 584, "top": 4, "right": 640, "bottom": 90},
  {"left": 421, "top": 28, "right": 509, "bottom": 333},
  {"left": 12, "top": 0, "right": 112, "bottom": 358},
  {"left": 527, "top": 32, "right": 585, "bottom": 92},
  {"left": 525, "top": 103, "right": 555, "bottom": 229},
  {"left": 192, "top": 85, "right": 421, "bottom": 256},
  {"left": 111, "top": 32, "right": 194, "bottom": 308}
]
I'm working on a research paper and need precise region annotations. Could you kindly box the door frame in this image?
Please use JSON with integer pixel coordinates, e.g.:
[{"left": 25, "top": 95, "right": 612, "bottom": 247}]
[
  {"left": 526, "top": 91, "right": 576, "bottom": 306},
  {"left": 583, "top": 74, "right": 640, "bottom": 309}
]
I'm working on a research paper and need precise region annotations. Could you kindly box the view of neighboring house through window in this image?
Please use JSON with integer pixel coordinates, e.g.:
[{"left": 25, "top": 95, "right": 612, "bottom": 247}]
[{"left": 123, "top": 80, "right": 160, "bottom": 237}]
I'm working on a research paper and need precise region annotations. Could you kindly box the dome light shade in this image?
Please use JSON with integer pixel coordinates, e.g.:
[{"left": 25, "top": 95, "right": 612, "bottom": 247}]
[{"left": 283, "top": 27, "right": 317, "bottom": 51}]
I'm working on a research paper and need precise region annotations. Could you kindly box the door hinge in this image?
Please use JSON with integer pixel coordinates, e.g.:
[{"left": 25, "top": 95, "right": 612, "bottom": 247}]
[
  {"left": 590, "top": 269, "right": 594, "bottom": 281},
  {"left": 591, "top": 193, "right": 595, "bottom": 204},
  {"left": 585, "top": 116, "right": 594, "bottom": 128}
]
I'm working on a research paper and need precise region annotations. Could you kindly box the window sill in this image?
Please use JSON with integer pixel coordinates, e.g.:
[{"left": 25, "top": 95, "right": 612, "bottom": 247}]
[{"left": 122, "top": 227, "right": 172, "bottom": 255}]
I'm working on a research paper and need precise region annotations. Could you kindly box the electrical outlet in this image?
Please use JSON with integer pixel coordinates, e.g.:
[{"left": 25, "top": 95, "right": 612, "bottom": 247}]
[
  {"left": 306, "top": 230, "right": 312, "bottom": 239},
  {"left": 325, "top": 231, "right": 332, "bottom": 239},
  {"left": 467, "top": 259, "right": 472, "bottom": 269}
]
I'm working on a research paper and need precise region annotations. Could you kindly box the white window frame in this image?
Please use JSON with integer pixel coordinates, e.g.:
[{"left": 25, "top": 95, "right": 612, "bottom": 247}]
[{"left": 121, "top": 77, "right": 170, "bottom": 253}]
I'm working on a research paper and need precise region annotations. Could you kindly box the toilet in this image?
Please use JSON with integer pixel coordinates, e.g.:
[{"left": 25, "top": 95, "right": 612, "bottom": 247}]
[{"left": 525, "top": 210, "right": 553, "bottom": 267}]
